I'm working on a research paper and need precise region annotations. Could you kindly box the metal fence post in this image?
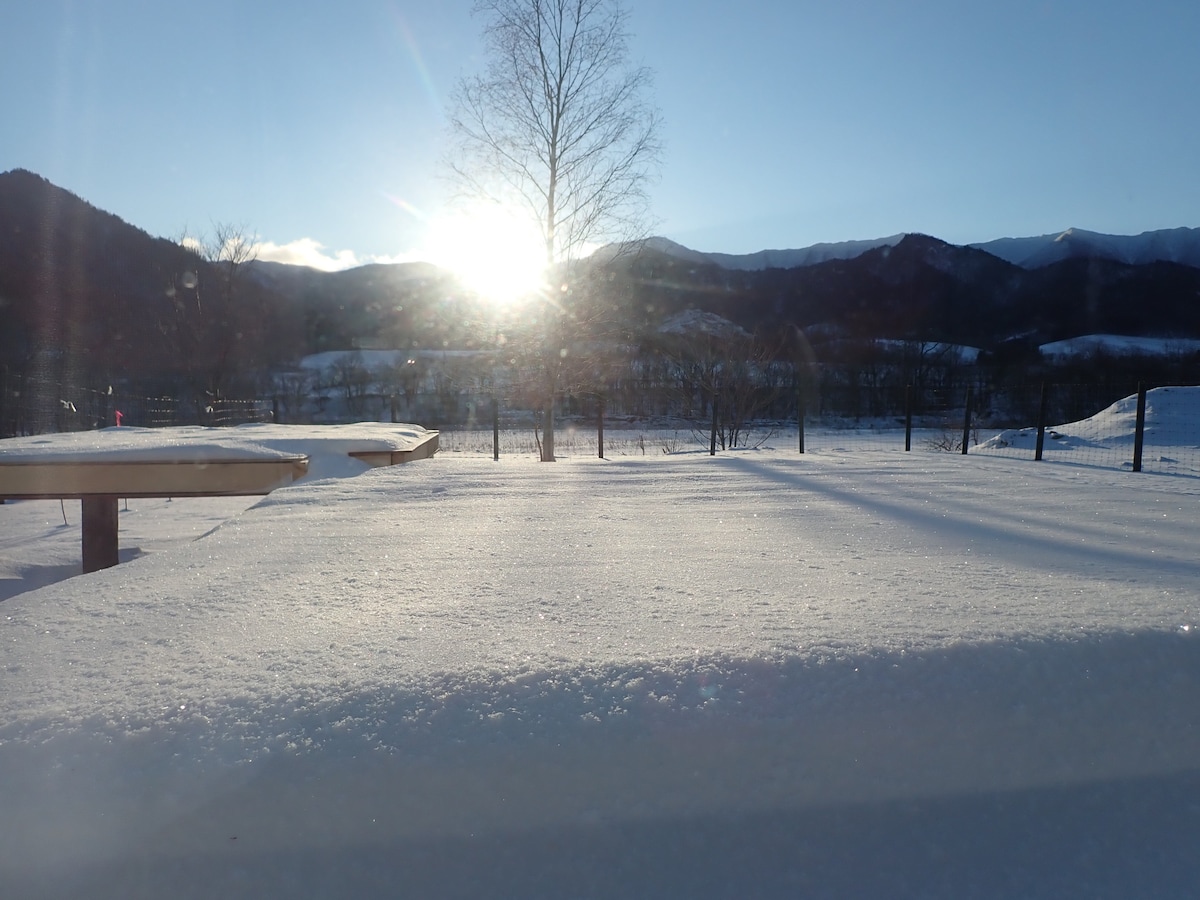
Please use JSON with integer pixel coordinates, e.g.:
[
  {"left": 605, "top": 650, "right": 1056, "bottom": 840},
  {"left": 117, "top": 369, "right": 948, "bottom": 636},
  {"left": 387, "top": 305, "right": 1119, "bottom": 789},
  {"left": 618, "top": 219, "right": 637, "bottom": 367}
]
[
  {"left": 1132, "top": 383, "right": 1147, "bottom": 472},
  {"left": 961, "top": 387, "right": 974, "bottom": 455},
  {"left": 598, "top": 394, "right": 605, "bottom": 459},
  {"left": 904, "top": 384, "right": 913, "bottom": 452},
  {"left": 1034, "top": 382, "right": 1048, "bottom": 461},
  {"left": 492, "top": 395, "right": 500, "bottom": 461},
  {"left": 797, "top": 376, "right": 805, "bottom": 454},
  {"left": 710, "top": 397, "right": 718, "bottom": 456}
]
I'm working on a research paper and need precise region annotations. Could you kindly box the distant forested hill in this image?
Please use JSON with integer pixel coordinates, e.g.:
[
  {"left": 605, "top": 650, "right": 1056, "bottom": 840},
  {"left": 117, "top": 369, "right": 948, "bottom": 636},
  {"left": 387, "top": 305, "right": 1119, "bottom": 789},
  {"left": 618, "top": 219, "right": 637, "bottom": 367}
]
[{"left": 5, "top": 168, "right": 1200, "bottom": 400}]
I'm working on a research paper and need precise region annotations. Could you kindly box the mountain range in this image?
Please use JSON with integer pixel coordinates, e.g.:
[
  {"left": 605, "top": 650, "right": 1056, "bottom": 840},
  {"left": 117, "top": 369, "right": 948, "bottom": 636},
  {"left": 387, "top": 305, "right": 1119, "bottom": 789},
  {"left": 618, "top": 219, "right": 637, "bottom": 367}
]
[
  {"left": 4, "top": 167, "right": 1200, "bottom": 400},
  {"left": 640, "top": 226, "right": 1200, "bottom": 272},
  {"left": 612, "top": 230, "right": 1200, "bottom": 348}
]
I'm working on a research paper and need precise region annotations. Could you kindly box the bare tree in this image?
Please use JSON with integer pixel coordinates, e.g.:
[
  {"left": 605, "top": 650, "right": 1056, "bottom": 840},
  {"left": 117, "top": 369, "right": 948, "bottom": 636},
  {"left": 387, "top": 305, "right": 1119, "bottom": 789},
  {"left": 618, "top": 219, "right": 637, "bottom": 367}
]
[
  {"left": 657, "top": 320, "right": 789, "bottom": 452},
  {"left": 173, "top": 223, "right": 263, "bottom": 400},
  {"left": 330, "top": 350, "right": 373, "bottom": 418},
  {"left": 272, "top": 369, "right": 313, "bottom": 424},
  {"left": 449, "top": 0, "right": 661, "bottom": 460}
]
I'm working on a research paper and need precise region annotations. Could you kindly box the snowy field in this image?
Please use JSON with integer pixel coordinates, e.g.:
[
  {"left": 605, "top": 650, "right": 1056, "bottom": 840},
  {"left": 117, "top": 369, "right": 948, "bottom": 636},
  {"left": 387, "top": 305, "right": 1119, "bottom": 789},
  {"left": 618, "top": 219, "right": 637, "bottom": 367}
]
[{"left": 2, "top": 400, "right": 1200, "bottom": 898}]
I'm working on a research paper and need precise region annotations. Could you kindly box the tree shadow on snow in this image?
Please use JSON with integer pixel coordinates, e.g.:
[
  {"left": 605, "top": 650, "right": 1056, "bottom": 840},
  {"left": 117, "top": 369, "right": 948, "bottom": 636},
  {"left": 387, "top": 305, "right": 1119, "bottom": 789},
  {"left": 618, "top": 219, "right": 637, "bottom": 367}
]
[
  {"left": 713, "top": 452, "right": 1200, "bottom": 578},
  {"left": 5, "top": 629, "right": 1200, "bottom": 899},
  {"left": 27, "top": 770, "right": 1200, "bottom": 900}
]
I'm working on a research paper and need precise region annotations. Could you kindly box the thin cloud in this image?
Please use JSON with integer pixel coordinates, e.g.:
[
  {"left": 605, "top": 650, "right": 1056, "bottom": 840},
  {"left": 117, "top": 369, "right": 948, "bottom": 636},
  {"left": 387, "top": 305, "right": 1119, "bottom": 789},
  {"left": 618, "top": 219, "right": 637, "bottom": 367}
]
[
  {"left": 367, "top": 251, "right": 428, "bottom": 266},
  {"left": 255, "top": 238, "right": 361, "bottom": 271},
  {"left": 254, "top": 238, "right": 427, "bottom": 271}
]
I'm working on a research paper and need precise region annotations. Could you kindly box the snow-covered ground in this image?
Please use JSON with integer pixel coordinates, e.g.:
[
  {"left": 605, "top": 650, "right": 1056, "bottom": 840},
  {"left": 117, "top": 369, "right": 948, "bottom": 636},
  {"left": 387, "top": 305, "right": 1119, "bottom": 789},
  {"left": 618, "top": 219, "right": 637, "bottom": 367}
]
[
  {"left": 976, "top": 385, "right": 1200, "bottom": 476},
  {"left": 2, "top": 404, "right": 1199, "bottom": 898}
]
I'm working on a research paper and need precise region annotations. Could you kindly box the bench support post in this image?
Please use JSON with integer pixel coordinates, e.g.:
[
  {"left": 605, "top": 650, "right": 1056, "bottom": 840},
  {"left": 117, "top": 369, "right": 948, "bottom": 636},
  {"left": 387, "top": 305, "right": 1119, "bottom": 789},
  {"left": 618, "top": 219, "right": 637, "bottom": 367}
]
[{"left": 82, "top": 495, "right": 119, "bottom": 573}]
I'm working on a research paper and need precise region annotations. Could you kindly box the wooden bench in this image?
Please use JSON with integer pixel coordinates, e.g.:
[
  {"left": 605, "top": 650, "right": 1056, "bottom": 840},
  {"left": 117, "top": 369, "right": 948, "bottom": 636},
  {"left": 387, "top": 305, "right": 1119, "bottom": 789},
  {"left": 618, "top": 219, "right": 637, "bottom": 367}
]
[
  {"left": 0, "top": 428, "right": 439, "bottom": 575},
  {"left": 0, "top": 455, "right": 309, "bottom": 573},
  {"left": 348, "top": 430, "right": 440, "bottom": 466}
]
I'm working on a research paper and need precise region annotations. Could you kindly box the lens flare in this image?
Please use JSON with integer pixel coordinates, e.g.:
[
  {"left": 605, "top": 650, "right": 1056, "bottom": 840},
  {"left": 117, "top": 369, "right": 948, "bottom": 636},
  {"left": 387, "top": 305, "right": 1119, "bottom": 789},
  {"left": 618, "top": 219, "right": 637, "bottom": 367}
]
[{"left": 422, "top": 202, "right": 547, "bottom": 306}]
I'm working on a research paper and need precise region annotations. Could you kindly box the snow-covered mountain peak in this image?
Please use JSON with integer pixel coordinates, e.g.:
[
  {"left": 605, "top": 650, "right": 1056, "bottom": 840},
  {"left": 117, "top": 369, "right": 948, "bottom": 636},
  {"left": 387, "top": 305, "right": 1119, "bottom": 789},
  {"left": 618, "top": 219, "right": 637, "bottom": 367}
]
[
  {"left": 657, "top": 309, "right": 750, "bottom": 340},
  {"left": 974, "top": 226, "right": 1200, "bottom": 269},
  {"left": 578, "top": 226, "right": 1200, "bottom": 274},
  {"left": 616, "top": 234, "right": 909, "bottom": 271},
  {"left": 639, "top": 236, "right": 715, "bottom": 264}
]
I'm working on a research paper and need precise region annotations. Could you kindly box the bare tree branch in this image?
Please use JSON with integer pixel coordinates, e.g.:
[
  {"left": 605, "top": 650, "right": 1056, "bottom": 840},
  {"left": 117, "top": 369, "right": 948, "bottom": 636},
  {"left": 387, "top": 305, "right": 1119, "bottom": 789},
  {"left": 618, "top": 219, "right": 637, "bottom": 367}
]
[{"left": 449, "top": 0, "right": 661, "bottom": 270}]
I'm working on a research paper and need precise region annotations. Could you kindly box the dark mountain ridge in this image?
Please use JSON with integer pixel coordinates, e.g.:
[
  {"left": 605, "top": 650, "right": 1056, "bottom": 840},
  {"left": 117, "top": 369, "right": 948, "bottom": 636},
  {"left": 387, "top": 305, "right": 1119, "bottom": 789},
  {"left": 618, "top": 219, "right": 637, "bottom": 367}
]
[
  {"left": 971, "top": 226, "right": 1200, "bottom": 269},
  {"left": 634, "top": 225, "right": 1200, "bottom": 272},
  {"left": 4, "top": 169, "right": 1200, "bottom": 398},
  {"left": 604, "top": 232, "right": 1200, "bottom": 348},
  {"left": 0, "top": 169, "right": 305, "bottom": 390}
]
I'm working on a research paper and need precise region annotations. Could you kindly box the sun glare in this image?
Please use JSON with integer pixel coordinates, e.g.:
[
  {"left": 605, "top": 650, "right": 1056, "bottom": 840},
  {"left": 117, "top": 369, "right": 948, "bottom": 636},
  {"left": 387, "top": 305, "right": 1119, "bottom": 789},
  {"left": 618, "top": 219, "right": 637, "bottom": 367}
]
[{"left": 423, "top": 203, "right": 547, "bottom": 305}]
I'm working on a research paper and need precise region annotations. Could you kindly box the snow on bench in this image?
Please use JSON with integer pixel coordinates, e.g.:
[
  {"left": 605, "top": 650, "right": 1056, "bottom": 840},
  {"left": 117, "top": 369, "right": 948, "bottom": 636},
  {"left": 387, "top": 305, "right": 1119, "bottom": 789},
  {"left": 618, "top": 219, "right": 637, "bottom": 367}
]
[{"left": 0, "top": 423, "right": 438, "bottom": 572}]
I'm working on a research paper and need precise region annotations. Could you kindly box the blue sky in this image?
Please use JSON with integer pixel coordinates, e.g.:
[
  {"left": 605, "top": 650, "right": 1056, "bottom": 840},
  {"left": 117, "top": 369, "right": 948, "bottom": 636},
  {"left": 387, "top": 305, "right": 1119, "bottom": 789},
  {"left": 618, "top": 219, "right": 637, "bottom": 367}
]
[{"left": 4, "top": 0, "right": 1199, "bottom": 270}]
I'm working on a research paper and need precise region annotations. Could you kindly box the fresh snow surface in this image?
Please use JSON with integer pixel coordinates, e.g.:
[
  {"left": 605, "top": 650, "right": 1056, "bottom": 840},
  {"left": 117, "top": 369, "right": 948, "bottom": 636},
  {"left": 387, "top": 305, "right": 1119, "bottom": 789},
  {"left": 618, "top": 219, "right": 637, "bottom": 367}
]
[
  {"left": 2, "top": 412, "right": 1200, "bottom": 898},
  {"left": 0, "top": 422, "right": 433, "bottom": 479},
  {"left": 979, "top": 385, "right": 1200, "bottom": 472}
]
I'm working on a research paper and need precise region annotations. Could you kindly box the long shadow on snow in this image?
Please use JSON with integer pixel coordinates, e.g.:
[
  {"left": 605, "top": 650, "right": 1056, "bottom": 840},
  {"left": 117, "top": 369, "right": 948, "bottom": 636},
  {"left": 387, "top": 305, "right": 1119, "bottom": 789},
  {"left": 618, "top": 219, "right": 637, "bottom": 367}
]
[
  {"left": 4, "top": 629, "right": 1199, "bottom": 899},
  {"left": 713, "top": 453, "right": 1200, "bottom": 579},
  {"left": 23, "top": 769, "right": 1200, "bottom": 900}
]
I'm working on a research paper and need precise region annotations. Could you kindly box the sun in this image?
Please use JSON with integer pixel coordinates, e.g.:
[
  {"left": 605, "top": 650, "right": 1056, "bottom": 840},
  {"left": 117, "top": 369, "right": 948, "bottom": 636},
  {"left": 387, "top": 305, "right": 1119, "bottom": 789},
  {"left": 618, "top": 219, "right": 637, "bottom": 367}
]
[{"left": 423, "top": 202, "right": 548, "bottom": 306}]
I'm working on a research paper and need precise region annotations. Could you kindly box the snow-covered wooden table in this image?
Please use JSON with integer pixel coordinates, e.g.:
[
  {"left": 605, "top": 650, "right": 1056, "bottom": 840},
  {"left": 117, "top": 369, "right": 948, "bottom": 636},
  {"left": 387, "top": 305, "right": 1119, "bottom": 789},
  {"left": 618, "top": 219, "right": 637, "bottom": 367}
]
[
  {"left": 0, "top": 451, "right": 309, "bottom": 572},
  {"left": 0, "top": 423, "right": 438, "bottom": 573}
]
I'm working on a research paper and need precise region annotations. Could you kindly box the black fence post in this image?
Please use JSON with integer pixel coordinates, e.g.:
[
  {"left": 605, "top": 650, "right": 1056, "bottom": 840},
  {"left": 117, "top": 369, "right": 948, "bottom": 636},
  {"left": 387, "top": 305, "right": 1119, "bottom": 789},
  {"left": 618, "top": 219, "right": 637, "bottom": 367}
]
[
  {"left": 597, "top": 394, "right": 605, "bottom": 459},
  {"left": 797, "top": 376, "right": 806, "bottom": 454},
  {"left": 1132, "top": 383, "right": 1147, "bottom": 473},
  {"left": 904, "top": 384, "right": 913, "bottom": 452},
  {"left": 1034, "top": 382, "right": 1049, "bottom": 461},
  {"left": 492, "top": 395, "right": 500, "bottom": 461},
  {"left": 709, "top": 397, "right": 718, "bottom": 456},
  {"left": 961, "top": 387, "right": 974, "bottom": 455}
]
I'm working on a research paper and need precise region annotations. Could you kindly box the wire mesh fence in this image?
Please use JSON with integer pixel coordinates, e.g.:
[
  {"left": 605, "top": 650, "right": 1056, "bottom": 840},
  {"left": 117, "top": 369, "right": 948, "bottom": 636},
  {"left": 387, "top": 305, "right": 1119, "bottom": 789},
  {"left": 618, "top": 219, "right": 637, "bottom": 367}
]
[
  {"left": 3, "top": 369, "right": 1197, "bottom": 478},
  {"left": 968, "top": 384, "right": 1200, "bottom": 477},
  {"left": 437, "top": 381, "right": 1200, "bottom": 477},
  {"left": 794, "top": 382, "right": 1200, "bottom": 477}
]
